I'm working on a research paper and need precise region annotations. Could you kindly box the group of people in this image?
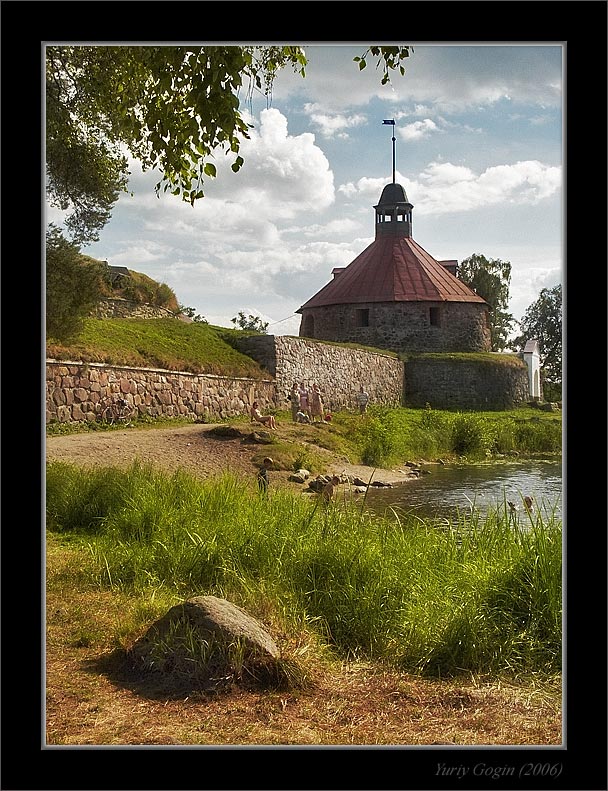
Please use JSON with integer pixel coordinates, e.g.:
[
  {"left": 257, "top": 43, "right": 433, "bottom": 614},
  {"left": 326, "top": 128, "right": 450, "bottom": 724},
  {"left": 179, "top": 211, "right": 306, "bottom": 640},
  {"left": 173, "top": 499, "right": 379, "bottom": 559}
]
[
  {"left": 251, "top": 382, "right": 370, "bottom": 432},
  {"left": 289, "top": 381, "right": 326, "bottom": 424}
]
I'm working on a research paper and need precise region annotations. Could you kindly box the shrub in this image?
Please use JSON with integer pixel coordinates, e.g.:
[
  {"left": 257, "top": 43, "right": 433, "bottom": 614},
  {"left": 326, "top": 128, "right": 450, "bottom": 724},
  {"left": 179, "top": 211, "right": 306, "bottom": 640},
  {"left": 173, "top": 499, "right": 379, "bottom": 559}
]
[
  {"left": 360, "top": 416, "right": 393, "bottom": 467},
  {"left": 450, "top": 413, "right": 492, "bottom": 457},
  {"left": 514, "top": 420, "right": 561, "bottom": 453}
]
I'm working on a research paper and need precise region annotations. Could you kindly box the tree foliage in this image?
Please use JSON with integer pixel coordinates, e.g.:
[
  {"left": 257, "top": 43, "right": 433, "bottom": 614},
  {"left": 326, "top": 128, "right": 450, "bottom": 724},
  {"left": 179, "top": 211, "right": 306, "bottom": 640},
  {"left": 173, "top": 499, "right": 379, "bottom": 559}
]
[
  {"left": 179, "top": 305, "right": 208, "bottom": 324},
  {"left": 46, "top": 225, "right": 107, "bottom": 341},
  {"left": 458, "top": 253, "right": 515, "bottom": 352},
  {"left": 510, "top": 284, "right": 562, "bottom": 397},
  {"left": 231, "top": 311, "right": 269, "bottom": 333},
  {"left": 45, "top": 45, "right": 412, "bottom": 244},
  {"left": 353, "top": 46, "right": 412, "bottom": 84}
]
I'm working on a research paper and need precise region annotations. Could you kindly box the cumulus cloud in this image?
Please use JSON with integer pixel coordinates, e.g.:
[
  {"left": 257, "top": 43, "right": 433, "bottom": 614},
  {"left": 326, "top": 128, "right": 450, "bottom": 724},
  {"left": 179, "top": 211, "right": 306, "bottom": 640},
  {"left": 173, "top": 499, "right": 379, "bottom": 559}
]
[
  {"left": 338, "top": 175, "right": 393, "bottom": 201},
  {"left": 303, "top": 104, "right": 367, "bottom": 138},
  {"left": 107, "top": 241, "right": 170, "bottom": 267},
  {"left": 340, "top": 160, "right": 561, "bottom": 216},
  {"left": 419, "top": 162, "right": 475, "bottom": 185},
  {"left": 283, "top": 217, "right": 361, "bottom": 238},
  {"left": 203, "top": 108, "right": 335, "bottom": 215},
  {"left": 117, "top": 108, "right": 335, "bottom": 225},
  {"left": 399, "top": 119, "right": 439, "bottom": 141}
]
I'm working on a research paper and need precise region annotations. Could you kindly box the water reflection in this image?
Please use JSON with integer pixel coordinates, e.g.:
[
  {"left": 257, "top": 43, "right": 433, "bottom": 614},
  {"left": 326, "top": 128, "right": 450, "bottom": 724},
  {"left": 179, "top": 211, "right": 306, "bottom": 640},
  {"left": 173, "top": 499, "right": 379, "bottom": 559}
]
[{"left": 364, "top": 459, "right": 562, "bottom": 522}]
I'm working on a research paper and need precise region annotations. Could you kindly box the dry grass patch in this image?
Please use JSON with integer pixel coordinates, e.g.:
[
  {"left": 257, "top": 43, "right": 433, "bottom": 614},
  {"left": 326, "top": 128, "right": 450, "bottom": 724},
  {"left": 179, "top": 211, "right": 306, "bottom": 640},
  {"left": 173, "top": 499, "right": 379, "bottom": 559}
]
[
  {"left": 46, "top": 644, "right": 561, "bottom": 745},
  {"left": 46, "top": 547, "right": 561, "bottom": 746}
]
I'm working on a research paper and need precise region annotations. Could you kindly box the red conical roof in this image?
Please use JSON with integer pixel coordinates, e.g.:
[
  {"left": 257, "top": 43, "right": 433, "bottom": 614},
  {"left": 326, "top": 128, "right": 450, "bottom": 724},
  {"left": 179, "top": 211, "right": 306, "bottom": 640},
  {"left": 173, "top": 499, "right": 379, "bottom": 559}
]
[{"left": 298, "top": 236, "right": 486, "bottom": 310}]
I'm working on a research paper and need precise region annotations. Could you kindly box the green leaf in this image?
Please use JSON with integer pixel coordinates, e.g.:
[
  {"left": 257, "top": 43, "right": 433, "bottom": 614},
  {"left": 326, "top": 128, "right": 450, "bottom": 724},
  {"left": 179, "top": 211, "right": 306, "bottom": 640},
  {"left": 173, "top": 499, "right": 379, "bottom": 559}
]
[
  {"left": 203, "top": 162, "right": 216, "bottom": 177},
  {"left": 231, "top": 155, "right": 244, "bottom": 173}
]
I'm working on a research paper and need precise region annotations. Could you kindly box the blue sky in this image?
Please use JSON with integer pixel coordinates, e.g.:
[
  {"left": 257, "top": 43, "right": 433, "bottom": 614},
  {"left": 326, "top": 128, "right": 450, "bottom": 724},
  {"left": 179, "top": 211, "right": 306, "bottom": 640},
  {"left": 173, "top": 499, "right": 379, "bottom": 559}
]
[{"left": 47, "top": 43, "right": 563, "bottom": 338}]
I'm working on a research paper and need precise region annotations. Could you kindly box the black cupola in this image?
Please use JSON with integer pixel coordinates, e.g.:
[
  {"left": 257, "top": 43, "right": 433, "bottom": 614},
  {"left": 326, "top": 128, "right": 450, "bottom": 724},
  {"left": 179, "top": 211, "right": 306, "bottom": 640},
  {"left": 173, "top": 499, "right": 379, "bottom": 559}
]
[{"left": 373, "top": 182, "right": 413, "bottom": 238}]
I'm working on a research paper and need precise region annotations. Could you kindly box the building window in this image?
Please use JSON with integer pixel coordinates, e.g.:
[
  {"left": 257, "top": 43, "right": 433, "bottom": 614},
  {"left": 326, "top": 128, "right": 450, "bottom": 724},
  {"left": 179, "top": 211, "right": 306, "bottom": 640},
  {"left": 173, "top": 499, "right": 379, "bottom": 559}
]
[
  {"left": 429, "top": 307, "right": 440, "bottom": 327},
  {"left": 356, "top": 308, "right": 370, "bottom": 327}
]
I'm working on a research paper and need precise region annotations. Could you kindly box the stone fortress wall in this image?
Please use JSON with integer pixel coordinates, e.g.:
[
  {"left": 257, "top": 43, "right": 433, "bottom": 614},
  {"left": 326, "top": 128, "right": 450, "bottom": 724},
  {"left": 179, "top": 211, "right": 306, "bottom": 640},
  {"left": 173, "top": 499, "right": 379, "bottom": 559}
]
[
  {"left": 233, "top": 335, "right": 404, "bottom": 412},
  {"left": 47, "top": 335, "right": 528, "bottom": 425}
]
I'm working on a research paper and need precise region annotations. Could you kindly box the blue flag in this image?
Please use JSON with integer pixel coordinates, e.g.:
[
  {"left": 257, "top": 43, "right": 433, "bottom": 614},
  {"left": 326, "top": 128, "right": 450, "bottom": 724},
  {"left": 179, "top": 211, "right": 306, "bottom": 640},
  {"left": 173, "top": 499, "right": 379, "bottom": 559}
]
[{"left": 383, "top": 119, "right": 395, "bottom": 125}]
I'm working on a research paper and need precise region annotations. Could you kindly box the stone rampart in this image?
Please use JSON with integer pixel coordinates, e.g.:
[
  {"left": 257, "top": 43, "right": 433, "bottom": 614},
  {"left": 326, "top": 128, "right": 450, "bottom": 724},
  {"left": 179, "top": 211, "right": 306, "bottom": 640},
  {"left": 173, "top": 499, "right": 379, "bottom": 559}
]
[
  {"left": 46, "top": 341, "right": 530, "bottom": 425},
  {"left": 46, "top": 361, "right": 276, "bottom": 425},
  {"left": 235, "top": 335, "right": 404, "bottom": 412},
  {"left": 404, "top": 355, "right": 529, "bottom": 410}
]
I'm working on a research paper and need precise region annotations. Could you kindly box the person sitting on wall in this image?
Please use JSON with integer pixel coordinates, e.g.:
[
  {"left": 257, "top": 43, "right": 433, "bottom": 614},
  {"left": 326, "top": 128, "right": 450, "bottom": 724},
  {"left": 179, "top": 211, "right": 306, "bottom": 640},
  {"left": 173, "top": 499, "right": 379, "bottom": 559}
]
[{"left": 250, "top": 401, "right": 277, "bottom": 429}]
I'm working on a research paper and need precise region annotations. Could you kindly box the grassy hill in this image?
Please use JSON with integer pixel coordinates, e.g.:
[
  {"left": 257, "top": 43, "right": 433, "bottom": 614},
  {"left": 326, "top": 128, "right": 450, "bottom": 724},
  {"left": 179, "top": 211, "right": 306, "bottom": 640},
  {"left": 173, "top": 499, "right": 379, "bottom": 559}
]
[
  {"left": 82, "top": 255, "right": 180, "bottom": 312},
  {"left": 46, "top": 318, "right": 269, "bottom": 378}
]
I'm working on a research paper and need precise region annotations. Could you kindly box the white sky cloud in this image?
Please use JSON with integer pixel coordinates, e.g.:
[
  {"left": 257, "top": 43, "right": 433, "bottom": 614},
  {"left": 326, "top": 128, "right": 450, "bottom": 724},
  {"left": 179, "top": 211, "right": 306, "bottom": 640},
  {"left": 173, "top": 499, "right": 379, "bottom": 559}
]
[
  {"left": 399, "top": 119, "right": 439, "bottom": 141},
  {"left": 302, "top": 104, "right": 367, "bottom": 138},
  {"left": 338, "top": 160, "right": 561, "bottom": 217}
]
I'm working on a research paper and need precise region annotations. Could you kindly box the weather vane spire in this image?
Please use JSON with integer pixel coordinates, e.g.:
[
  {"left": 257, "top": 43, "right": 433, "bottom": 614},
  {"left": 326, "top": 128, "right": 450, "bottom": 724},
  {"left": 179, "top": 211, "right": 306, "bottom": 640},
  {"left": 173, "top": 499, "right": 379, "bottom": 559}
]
[{"left": 383, "top": 119, "right": 396, "bottom": 184}]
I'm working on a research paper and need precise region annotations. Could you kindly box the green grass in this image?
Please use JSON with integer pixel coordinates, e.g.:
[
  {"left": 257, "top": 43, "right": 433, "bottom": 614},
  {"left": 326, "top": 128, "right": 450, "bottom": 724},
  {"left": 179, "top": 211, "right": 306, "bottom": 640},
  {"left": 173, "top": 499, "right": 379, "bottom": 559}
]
[
  {"left": 332, "top": 405, "right": 562, "bottom": 467},
  {"left": 47, "top": 318, "right": 269, "bottom": 377},
  {"left": 403, "top": 351, "right": 525, "bottom": 367},
  {"left": 47, "top": 460, "right": 562, "bottom": 679}
]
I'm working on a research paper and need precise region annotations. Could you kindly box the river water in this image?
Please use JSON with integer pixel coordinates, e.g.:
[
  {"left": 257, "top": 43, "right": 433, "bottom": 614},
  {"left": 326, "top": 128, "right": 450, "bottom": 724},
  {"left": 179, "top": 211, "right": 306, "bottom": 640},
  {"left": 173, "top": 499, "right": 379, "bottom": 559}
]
[{"left": 364, "top": 459, "right": 563, "bottom": 522}]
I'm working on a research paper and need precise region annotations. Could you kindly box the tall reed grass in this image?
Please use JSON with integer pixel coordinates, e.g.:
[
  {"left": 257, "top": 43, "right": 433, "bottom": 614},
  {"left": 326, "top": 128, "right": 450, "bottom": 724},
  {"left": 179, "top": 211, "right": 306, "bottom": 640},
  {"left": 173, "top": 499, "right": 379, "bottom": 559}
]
[{"left": 46, "top": 460, "right": 562, "bottom": 678}]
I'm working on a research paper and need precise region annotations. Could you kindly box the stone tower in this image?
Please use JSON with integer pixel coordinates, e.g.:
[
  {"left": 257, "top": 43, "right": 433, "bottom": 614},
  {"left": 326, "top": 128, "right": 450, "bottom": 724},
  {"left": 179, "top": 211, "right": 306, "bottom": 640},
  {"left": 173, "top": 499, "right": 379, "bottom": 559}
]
[{"left": 297, "top": 182, "right": 491, "bottom": 353}]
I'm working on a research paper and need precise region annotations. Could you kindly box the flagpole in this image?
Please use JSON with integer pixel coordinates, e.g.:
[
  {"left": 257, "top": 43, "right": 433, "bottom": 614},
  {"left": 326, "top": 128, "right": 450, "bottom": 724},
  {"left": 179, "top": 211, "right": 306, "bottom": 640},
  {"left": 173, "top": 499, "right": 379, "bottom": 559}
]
[{"left": 383, "top": 119, "right": 396, "bottom": 183}]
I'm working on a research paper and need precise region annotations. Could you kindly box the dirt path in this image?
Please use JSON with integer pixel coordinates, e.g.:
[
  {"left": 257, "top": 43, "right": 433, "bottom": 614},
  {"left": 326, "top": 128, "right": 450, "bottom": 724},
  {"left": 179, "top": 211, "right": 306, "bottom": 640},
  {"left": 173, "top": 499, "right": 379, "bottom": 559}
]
[
  {"left": 46, "top": 423, "right": 259, "bottom": 480},
  {"left": 45, "top": 422, "right": 414, "bottom": 488}
]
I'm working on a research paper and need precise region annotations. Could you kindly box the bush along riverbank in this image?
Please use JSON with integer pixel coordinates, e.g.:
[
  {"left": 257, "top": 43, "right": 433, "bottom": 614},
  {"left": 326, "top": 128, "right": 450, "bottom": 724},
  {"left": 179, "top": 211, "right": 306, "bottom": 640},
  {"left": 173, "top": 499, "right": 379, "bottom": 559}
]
[{"left": 329, "top": 403, "right": 561, "bottom": 468}]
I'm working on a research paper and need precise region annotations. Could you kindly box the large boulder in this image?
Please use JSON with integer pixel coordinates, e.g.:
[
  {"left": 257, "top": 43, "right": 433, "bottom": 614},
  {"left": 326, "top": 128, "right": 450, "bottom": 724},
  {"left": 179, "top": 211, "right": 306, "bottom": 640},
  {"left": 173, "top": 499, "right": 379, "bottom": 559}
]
[
  {"left": 206, "top": 425, "right": 246, "bottom": 438},
  {"left": 129, "top": 595, "right": 281, "bottom": 688}
]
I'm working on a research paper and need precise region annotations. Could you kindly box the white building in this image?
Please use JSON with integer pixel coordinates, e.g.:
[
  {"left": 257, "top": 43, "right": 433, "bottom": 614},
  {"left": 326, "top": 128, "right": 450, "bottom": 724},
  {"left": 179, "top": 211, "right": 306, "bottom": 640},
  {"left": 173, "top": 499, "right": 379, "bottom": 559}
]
[{"left": 522, "top": 339, "right": 542, "bottom": 400}]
